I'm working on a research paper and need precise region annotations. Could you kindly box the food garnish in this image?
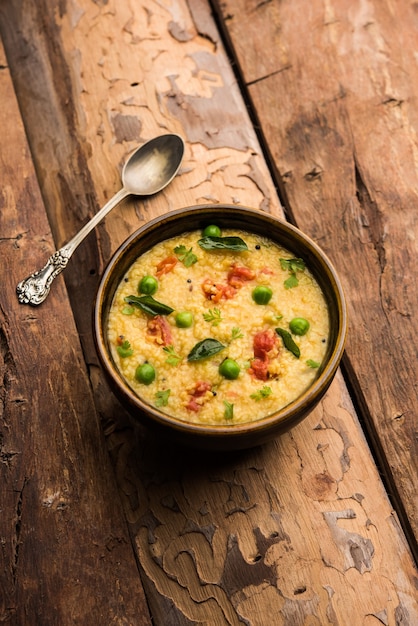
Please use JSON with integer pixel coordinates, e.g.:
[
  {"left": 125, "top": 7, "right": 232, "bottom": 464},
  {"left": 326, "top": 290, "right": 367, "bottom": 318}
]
[
  {"left": 280, "top": 257, "right": 306, "bottom": 289},
  {"left": 198, "top": 236, "right": 248, "bottom": 251},
  {"left": 306, "top": 359, "right": 320, "bottom": 368},
  {"left": 163, "top": 345, "right": 182, "bottom": 366},
  {"left": 116, "top": 338, "right": 134, "bottom": 358},
  {"left": 174, "top": 245, "right": 198, "bottom": 267},
  {"left": 223, "top": 400, "right": 234, "bottom": 420},
  {"left": 275, "top": 327, "right": 300, "bottom": 358},
  {"left": 124, "top": 294, "right": 174, "bottom": 316},
  {"left": 187, "top": 338, "right": 226, "bottom": 361},
  {"left": 250, "top": 386, "right": 272, "bottom": 401},
  {"left": 155, "top": 389, "right": 171, "bottom": 407},
  {"left": 202, "top": 307, "right": 223, "bottom": 326}
]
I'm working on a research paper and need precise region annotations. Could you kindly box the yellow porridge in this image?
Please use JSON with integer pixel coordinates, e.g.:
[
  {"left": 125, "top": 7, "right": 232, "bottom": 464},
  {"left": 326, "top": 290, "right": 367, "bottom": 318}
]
[{"left": 107, "top": 226, "right": 329, "bottom": 425}]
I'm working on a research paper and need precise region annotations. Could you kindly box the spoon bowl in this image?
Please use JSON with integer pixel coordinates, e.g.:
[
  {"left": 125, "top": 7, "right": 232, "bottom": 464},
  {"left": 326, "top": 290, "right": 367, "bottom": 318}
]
[
  {"left": 16, "top": 133, "right": 185, "bottom": 306},
  {"left": 122, "top": 134, "right": 185, "bottom": 196}
]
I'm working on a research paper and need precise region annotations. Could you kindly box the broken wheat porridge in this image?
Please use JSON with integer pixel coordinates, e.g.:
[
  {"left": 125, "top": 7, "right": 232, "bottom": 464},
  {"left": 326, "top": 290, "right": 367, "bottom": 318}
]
[{"left": 107, "top": 226, "right": 329, "bottom": 425}]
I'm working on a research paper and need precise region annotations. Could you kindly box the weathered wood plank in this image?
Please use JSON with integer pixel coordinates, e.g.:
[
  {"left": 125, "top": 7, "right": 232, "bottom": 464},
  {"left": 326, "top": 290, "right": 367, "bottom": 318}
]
[
  {"left": 211, "top": 0, "right": 418, "bottom": 552},
  {"left": 0, "top": 39, "right": 151, "bottom": 625},
  {"left": 1, "top": 0, "right": 418, "bottom": 623}
]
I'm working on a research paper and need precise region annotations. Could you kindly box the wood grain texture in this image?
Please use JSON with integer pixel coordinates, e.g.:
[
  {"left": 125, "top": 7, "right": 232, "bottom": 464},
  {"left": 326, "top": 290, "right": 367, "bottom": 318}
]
[
  {"left": 1, "top": 0, "right": 418, "bottom": 623},
  {"left": 211, "top": 0, "right": 418, "bottom": 551},
  {"left": 0, "top": 40, "right": 151, "bottom": 625}
]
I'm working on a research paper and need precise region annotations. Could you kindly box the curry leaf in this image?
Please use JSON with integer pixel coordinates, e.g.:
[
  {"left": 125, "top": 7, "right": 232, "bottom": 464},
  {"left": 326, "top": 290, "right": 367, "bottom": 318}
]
[
  {"left": 124, "top": 295, "right": 174, "bottom": 316},
  {"left": 198, "top": 236, "right": 248, "bottom": 251},
  {"left": 275, "top": 327, "right": 300, "bottom": 358},
  {"left": 187, "top": 338, "right": 226, "bottom": 361}
]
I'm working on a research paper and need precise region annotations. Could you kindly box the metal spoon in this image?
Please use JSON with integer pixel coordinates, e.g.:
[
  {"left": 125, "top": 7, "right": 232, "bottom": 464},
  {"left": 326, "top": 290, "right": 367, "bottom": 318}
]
[{"left": 17, "top": 133, "right": 185, "bottom": 306}]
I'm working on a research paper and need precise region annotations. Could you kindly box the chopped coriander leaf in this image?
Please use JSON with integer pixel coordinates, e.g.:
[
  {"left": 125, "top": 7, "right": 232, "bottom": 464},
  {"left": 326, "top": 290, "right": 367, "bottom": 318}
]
[
  {"left": 155, "top": 389, "right": 171, "bottom": 407},
  {"left": 306, "top": 359, "right": 320, "bottom": 368},
  {"left": 202, "top": 307, "right": 223, "bottom": 326},
  {"left": 122, "top": 305, "right": 134, "bottom": 315},
  {"left": 223, "top": 401, "right": 234, "bottom": 420},
  {"left": 116, "top": 339, "right": 134, "bottom": 358},
  {"left": 284, "top": 274, "right": 299, "bottom": 289},
  {"left": 163, "top": 345, "right": 182, "bottom": 366},
  {"left": 250, "top": 386, "right": 272, "bottom": 401},
  {"left": 280, "top": 257, "right": 306, "bottom": 289},
  {"left": 280, "top": 258, "right": 306, "bottom": 273},
  {"left": 231, "top": 327, "right": 244, "bottom": 340},
  {"left": 174, "top": 245, "right": 198, "bottom": 267}
]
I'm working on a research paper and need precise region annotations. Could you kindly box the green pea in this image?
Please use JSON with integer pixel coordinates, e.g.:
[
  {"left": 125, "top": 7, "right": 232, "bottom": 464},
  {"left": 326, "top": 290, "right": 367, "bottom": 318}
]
[
  {"left": 289, "top": 317, "right": 310, "bottom": 336},
  {"left": 135, "top": 363, "right": 156, "bottom": 385},
  {"left": 219, "top": 358, "right": 240, "bottom": 380},
  {"left": 252, "top": 285, "right": 273, "bottom": 305},
  {"left": 175, "top": 311, "right": 194, "bottom": 328},
  {"left": 202, "top": 224, "right": 221, "bottom": 237},
  {"left": 138, "top": 275, "right": 158, "bottom": 295}
]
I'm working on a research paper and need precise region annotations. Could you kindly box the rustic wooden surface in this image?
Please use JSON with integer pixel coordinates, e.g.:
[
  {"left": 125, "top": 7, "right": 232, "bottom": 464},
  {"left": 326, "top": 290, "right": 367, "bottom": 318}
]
[
  {"left": 1, "top": 0, "right": 418, "bottom": 624},
  {"left": 0, "top": 39, "right": 151, "bottom": 624},
  {"left": 212, "top": 0, "right": 418, "bottom": 550}
]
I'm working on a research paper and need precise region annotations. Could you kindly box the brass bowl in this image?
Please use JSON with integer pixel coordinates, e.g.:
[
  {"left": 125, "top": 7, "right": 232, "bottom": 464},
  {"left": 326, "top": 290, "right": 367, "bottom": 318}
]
[{"left": 94, "top": 205, "right": 347, "bottom": 450}]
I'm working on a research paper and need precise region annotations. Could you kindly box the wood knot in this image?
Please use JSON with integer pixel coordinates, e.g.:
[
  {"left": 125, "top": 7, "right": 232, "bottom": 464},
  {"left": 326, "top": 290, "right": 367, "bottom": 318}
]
[{"left": 304, "top": 166, "right": 323, "bottom": 181}]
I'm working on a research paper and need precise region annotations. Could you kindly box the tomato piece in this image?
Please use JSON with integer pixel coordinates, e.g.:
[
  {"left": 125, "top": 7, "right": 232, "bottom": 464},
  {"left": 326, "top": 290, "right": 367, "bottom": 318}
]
[
  {"left": 186, "top": 381, "right": 212, "bottom": 412},
  {"left": 146, "top": 315, "right": 173, "bottom": 346},
  {"left": 227, "top": 264, "right": 255, "bottom": 288},
  {"left": 249, "top": 358, "right": 269, "bottom": 381},
  {"left": 202, "top": 279, "right": 236, "bottom": 302},
  {"left": 253, "top": 329, "right": 278, "bottom": 359},
  {"left": 155, "top": 255, "right": 178, "bottom": 277},
  {"left": 249, "top": 330, "right": 280, "bottom": 380},
  {"left": 260, "top": 267, "right": 274, "bottom": 275}
]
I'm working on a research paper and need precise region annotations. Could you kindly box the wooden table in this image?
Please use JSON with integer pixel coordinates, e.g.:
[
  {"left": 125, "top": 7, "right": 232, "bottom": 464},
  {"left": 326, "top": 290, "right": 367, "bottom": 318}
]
[{"left": 1, "top": 1, "right": 417, "bottom": 623}]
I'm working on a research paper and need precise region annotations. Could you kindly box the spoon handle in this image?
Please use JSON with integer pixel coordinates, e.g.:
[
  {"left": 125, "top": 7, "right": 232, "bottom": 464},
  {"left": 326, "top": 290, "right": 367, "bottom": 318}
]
[{"left": 16, "top": 187, "right": 129, "bottom": 306}]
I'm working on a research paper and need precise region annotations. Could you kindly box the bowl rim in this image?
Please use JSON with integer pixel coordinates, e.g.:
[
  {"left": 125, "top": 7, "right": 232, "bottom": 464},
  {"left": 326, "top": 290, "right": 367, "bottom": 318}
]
[{"left": 94, "top": 203, "right": 347, "bottom": 438}]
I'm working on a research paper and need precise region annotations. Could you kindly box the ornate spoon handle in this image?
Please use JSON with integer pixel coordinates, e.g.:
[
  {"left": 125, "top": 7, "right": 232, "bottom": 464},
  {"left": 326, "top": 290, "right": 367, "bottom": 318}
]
[
  {"left": 16, "top": 246, "right": 72, "bottom": 305},
  {"left": 17, "top": 188, "right": 128, "bottom": 306}
]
